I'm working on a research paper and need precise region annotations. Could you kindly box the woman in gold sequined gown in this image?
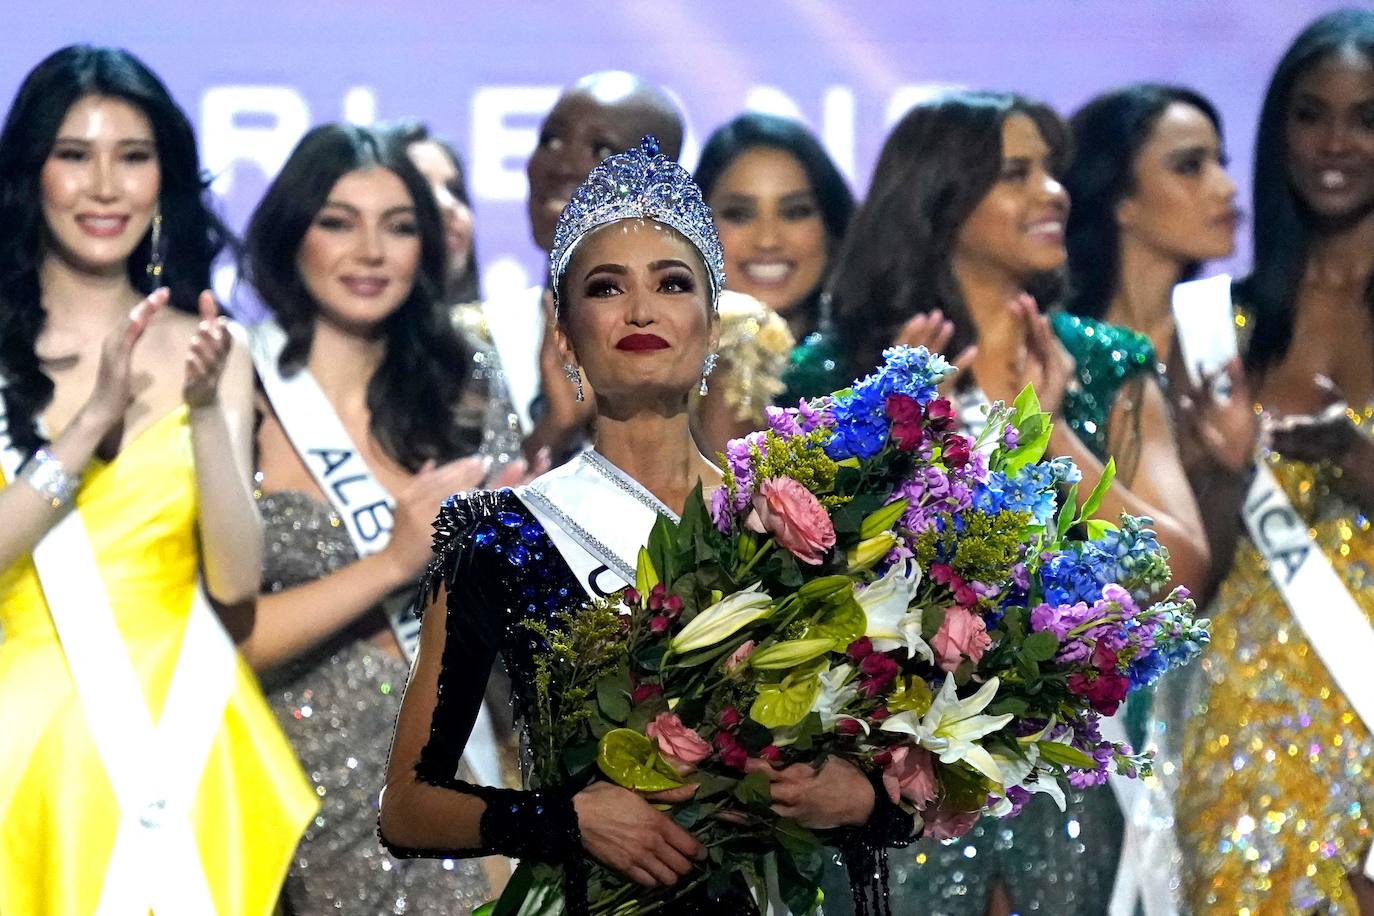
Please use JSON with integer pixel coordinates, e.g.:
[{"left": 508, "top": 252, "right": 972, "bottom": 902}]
[{"left": 1174, "top": 10, "right": 1374, "bottom": 913}]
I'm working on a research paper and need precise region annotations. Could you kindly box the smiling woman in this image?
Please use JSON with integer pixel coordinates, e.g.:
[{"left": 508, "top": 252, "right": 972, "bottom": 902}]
[
  {"left": 0, "top": 45, "right": 315, "bottom": 916},
  {"left": 238, "top": 122, "right": 529, "bottom": 915}
]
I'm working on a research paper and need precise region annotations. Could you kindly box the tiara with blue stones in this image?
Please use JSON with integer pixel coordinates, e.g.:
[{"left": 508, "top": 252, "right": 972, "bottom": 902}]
[{"left": 550, "top": 135, "right": 725, "bottom": 313}]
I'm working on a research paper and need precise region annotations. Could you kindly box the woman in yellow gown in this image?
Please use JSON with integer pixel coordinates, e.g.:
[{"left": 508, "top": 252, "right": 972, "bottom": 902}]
[
  {"left": 0, "top": 46, "right": 315, "bottom": 914},
  {"left": 1175, "top": 10, "right": 1374, "bottom": 914}
]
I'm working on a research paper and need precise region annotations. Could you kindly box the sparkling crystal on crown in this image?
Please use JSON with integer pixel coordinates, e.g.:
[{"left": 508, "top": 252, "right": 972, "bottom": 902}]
[{"left": 550, "top": 135, "right": 725, "bottom": 312}]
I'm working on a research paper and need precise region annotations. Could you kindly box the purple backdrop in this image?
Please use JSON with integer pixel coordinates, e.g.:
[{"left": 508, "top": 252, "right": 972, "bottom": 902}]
[{"left": 2, "top": 0, "right": 1356, "bottom": 303}]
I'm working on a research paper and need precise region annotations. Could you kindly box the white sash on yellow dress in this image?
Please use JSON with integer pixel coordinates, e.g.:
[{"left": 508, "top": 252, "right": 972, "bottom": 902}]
[{"left": 0, "top": 393, "right": 237, "bottom": 915}]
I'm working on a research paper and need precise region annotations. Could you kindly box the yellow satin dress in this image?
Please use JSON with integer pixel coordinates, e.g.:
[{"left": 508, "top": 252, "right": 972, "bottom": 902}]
[
  {"left": 1177, "top": 405, "right": 1374, "bottom": 915},
  {"left": 0, "top": 407, "right": 318, "bottom": 915}
]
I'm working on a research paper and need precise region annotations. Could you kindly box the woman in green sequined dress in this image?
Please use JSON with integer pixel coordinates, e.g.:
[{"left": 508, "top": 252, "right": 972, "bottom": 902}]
[
  {"left": 810, "top": 90, "right": 1210, "bottom": 916},
  {"left": 694, "top": 113, "right": 855, "bottom": 406}
]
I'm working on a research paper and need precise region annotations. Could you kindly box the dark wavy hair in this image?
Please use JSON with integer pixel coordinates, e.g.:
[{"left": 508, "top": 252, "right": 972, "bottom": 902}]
[
  {"left": 244, "top": 123, "right": 478, "bottom": 471},
  {"left": 384, "top": 118, "right": 482, "bottom": 304},
  {"left": 828, "top": 90, "right": 1068, "bottom": 372},
  {"left": 1240, "top": 7, "right": 1374, "bottom": 372},
  {"left": 695, "top": 113, "right": 855, "bottom": 330},
  {"left": 1064, "top": 84, "right": 1224, "bottom": 321},
  {"left": 0, "top": 45, "right": 232, "bottom": 457}
]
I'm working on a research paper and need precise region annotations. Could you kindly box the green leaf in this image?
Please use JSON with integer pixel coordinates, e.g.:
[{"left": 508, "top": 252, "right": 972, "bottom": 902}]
[
  {"left": 647, "top": 516, "right": 676, "bottom": 584},
  {"left": 1077, "top": 458, "right": 1116, "bottom": 523},
  {"left": 561, "top": 740, "right": 599, "bottom": 777},
  {"left": 597, "top": 729, "right": 684, "bottom": 792},
  {"left": 1036, "top": 740, "right": 1099, "bottom": 770},
  {"left": 1056, "top": 482, "right": 1080, "bottom": 539},
  {"left": 734, "top": 770, "right": 772, "bottom": 807},
  {"left": 595, "top": 668, "right": 632, "bottom": 723},
  {"left": 988, "top": 696, "right": 1029, "bottom": 716},
  {"left": 748, "top": 638, "right": 836, "bottom": 670},
  {"left": 1021, "top": 630, "right": 1060, "bottom": 663},
  {"left": 749, "top": 662, "right": 826, "bottom": 728},
  {"left": 803, "top": 593, "right": 867, "bottom": 648},
  {"left": 1012, "top": 382, "right": 1042, "bottom": 422},
  {"left": 1085, "top": 518, "right": 1119, "bottom": 540},
  {"left": 859, "top": 497, "right": 910, "bottom": 539}
]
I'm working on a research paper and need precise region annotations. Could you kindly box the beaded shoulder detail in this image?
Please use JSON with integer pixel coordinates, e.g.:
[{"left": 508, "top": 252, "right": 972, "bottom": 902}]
[{"left": 420, "top": 488, "right": 528, "bottom": 607}]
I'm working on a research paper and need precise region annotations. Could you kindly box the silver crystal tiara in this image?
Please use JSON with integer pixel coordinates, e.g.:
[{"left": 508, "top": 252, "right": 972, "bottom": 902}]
[{"left": 549, "top": 135, "right": 725, "bottom": 313}]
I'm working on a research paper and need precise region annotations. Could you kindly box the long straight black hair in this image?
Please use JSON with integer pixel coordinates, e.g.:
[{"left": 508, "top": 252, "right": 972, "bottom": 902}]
[
  {"left": 1240, "top": 8, "right": 1374, "bottom": 372},
  {"left": 827, "top": 90, "right": 1067, "bottom": 373},
  {"left": 1064, "top": 83, "right": 1225, "bottom": 321},
  {"left": 0, "top": 45, "right": 231, "bottom": 457},
  {"left": 695, "top": 112, "right": 855, "bottom": 333},
  {"left": 244, "top": 123, "right": 479, "bottom": 471}
]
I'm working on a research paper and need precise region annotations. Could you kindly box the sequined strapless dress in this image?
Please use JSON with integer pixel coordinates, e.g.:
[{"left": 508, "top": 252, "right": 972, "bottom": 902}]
[
  {"left": 1177, "top": 416, "right": 1374, "bottom": 915},
  {"left": 258, "top": 489, "right": 491, "bottom": 916}
]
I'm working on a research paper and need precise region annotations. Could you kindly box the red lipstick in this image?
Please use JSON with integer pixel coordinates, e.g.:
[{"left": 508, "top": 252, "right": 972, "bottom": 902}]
[{"left": 616, "top": 333, "right": 670, "bottom": 352}]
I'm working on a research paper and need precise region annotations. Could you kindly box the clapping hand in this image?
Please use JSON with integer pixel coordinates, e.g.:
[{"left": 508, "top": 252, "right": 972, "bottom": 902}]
[
  {"left": 1175, "top": 357, "right": 1259, "bottom": 474},
  {"left": 1008, "top": 293, "right": 1074, "bottom": 413},
  {"left": 83, "top": 287, "right": 167, "bottom": 431},
  {"left": 893, "top": 308, "right": 978, "bottom": 396},
  {"left": 183, "top": 291, "right": 233, "bottom": 408}
]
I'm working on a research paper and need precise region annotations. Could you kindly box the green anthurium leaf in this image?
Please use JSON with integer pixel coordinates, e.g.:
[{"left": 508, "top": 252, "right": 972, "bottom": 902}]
[
  {"left": 749, "top": 662, "right": 827, "bottom": 728},
  {"left": 597, "top": 728, "right": 684, "bottom": 792},
  {"left": 804, "top": 592, "right": 867, "bottom": 648}
]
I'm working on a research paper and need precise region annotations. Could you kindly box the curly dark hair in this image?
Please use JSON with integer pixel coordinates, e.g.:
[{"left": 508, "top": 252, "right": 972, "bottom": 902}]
[
  {"left": 827, "top": 90, "right": 1068, "bottom": 373},
  {"left": 0, "top": 45, "right": 232, "bottom": 457},
  {"left": 244, "top": 122, "right": 479, "bottom": 471},
  {"left": 1064, "top": 83, "right": 1225, "bottom": 321}
]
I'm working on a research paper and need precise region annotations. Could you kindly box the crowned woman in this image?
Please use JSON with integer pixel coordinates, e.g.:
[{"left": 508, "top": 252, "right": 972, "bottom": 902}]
[{"left": 380, "top": 137, "right": 916, "bottom": 914}]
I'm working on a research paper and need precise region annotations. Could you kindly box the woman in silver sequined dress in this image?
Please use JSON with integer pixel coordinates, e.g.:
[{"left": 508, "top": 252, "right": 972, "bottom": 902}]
[{"left": 234, "top": 124, "right": 532, "bottom": 915}]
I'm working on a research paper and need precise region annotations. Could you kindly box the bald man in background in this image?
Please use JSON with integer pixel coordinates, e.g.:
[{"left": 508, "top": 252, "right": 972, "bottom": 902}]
[{"left": 473, "top": 71, "right": 685, "bottom": 458}]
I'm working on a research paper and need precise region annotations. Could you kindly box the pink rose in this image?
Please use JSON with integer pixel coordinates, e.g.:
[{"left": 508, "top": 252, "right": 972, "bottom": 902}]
[
  {"left": 881, "top": 746, "right": 938, "bottom": 809},
  {"left": 924, "top": 805, "right": 980, "bottom": 841},
  {"left": 646, "top": 712, "right": 711, "bottom": 774},
  {"left": 931, "top": 605, "right": 992, "bottom": 673},
  {"left": 724, "top": 640, "right": 757, "bottom": 671},
  {"left": 746, "top": 476, "right": 836, "bottom": 565}
]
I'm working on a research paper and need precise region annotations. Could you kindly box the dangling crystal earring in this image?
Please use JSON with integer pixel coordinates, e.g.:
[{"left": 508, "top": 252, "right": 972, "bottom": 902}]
[
  {"left": 145, "top": 207, "right": 164, "bottom": 281},
  {"left": 563, "top": 363, "right": 584, "bottom": 402},
  {"left": 699, "top": 352, "right": 719, "bottom": 396}
]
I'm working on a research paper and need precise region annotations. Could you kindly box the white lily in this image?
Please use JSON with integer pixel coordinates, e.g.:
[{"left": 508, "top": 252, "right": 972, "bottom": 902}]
[
  {"left": 987, "top": 720, "right": 1068, "bottom": 814},
  {"left": 880, "top": 674, "right": 1013, "bottom": 784},
  {"left": 670, "top": 584, "right": 772, "bottom": 653},
  {"left": 856, "top": 561, "right": 931, "bottom": 662},
  {"left": 810, "top": 663, "right": 859, "bottom": 729}
]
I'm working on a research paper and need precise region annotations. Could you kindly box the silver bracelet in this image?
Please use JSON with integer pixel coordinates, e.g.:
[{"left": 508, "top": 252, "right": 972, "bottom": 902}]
[{"left": 21, "top": 448, "right": 79, "bottom": 509}]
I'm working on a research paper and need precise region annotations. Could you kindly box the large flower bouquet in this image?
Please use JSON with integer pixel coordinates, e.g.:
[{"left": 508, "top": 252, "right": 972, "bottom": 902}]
[{"left": 482, "top": 347, "right": 1208, "bottom": 916}]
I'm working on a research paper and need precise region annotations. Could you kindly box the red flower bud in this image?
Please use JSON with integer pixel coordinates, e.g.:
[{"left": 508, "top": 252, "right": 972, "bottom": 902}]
[
  {"left": 721, "top": 744, "right": 749, "bottom": 770},
  {"left": 872, "top": 748, "right": 895, "bottom": 768},
  {"left": 759, "top": 745, "right": 783, "bottom": 763},
  {"left": 860, "top": 652, "right": 900, "bottom": 680},
  {"left": 870, "top": 706, "right": 890, "bottom": 722},
  {"left": 942, "top": 434, "right": 972, "bottom": 468},
  {"left": 649, "top": 615, "right": 671, "bottom": 634},
  {"left": 846, "top": 636, "right": 875, "bottom": 662},
  {"left": 718, "top": 707, "right": 742, "bottom": 729},
  {"left": 664, "top": 594, "right": 684, "bottom": 616},
  {"left": 623, "top": 588, "right": 640, "bottom": 606},
  {"left": 925, "top": 398, "right": 955, "bottom": 432},
  {"left": 837, "top": 718, "right": 863, "bottom": 736},
  {"left": 631, "top": 683, "right": 662, "bottom": 705}
]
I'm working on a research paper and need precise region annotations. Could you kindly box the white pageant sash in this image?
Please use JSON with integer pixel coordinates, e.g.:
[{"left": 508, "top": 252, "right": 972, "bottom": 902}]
[
  {"left": 0, "top": 395, "right": 236, "bottom": 914},
  {"left": 1174, "top": 277, "right": 1374, "bottom": 882},
  {"left": 516, "top": 449, "right": 674, "bottom": 601},
  {"left": 246, "top": 320, "right": 505, "bottom": 788}
]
